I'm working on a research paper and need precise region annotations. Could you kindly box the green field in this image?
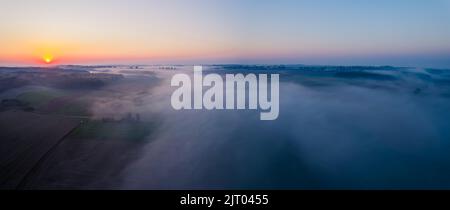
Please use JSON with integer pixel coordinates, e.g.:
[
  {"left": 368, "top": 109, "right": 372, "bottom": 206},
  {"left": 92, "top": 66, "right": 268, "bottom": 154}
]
[
  {"left": 16, "top": 90, "right": 65, "bottom": 108},
  {"left": 15, "top": 90, "right": 93, "bottom": 116},
  {"left": 70, "top": 120, "right": 155, "bottom": 142},
  {"left": 52, "top": 98, "right": 91, "bottom": 116}
]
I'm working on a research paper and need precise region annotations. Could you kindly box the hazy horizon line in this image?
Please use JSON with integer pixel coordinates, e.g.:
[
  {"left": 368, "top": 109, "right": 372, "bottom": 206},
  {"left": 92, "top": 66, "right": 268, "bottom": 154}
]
[{"left": 1, "top": 63, "right": 447, "bottom": 70}]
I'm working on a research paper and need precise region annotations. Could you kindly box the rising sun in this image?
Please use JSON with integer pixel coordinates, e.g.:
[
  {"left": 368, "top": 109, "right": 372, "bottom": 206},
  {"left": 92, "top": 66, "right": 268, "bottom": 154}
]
[{"left": 43, "top": 55, "right": 53, "bottom": 64}]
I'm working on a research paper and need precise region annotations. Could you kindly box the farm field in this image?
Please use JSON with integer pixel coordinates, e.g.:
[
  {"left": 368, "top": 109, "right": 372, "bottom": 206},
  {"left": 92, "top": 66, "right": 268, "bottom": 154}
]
[{"left": 0, "top": 110, "right": 81, "bottom": 189}]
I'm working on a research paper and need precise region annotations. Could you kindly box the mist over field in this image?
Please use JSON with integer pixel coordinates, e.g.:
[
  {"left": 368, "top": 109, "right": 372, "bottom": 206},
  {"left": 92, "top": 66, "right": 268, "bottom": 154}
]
[
  {"left": 1, "top": 65, "right": 450, "bottom": 189},
  {"left": 2, "top": 0, "right": 450, "bottom": 193},
  {"left": 119, "top": 66, "right": 450, "bottom": 189}
]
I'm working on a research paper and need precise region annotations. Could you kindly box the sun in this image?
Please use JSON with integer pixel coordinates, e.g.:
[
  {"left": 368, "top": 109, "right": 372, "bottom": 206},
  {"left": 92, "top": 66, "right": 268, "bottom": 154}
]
[{"left": 43, "top": 55, "right": 53, "bottom": 64}]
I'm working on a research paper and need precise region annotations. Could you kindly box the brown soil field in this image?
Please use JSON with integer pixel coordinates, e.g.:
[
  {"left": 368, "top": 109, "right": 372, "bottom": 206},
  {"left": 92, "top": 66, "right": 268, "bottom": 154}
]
[
  {"left": 0, "top": 110, "right": 81, "bottom": 189},
  {"left": 18, "top": 137, "right": 144, "bottom": 189}
]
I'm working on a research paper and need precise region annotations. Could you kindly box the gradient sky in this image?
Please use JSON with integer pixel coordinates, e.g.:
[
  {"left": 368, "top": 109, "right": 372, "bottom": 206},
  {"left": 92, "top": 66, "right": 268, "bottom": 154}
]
[{"left": 1, "top": 0, "right": 450, "bottom": 67}]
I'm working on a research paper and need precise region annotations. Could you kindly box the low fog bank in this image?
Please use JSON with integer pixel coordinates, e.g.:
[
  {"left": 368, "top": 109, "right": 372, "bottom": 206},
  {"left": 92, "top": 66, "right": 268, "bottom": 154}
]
[{"left": 83, "top": 66, "right": 450, "bottom": 189}]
